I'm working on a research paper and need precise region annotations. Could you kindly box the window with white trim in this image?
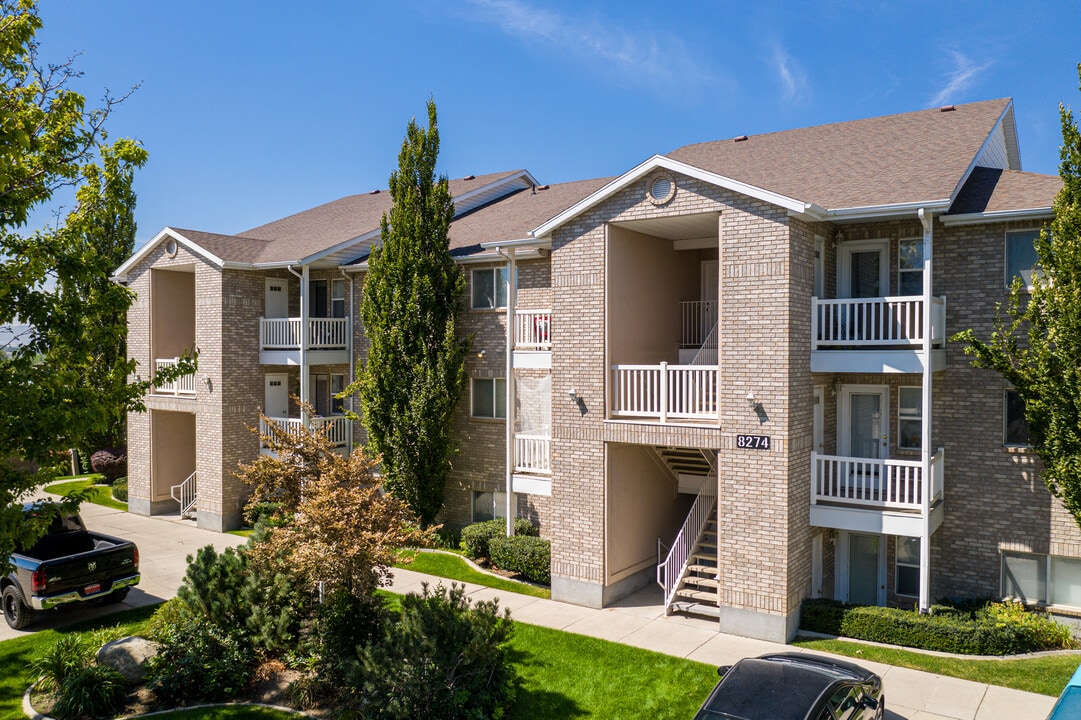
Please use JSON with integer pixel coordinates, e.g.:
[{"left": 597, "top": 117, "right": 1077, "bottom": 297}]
[
  {"left": 895, "top": 536, "right": 920, "bottom": 597},
  {"left": 1000, "top": 551, "right": 1081, "bottom": 608},
  {"left": 331, "top": 279, "right": 346, "bottom": 319},
  {"left": 471, "top": 378, "right": 507, "bottom": 419},
  {"left": 330, "top": 373, "right": 345, "bottom": 414},
  {"left": 898, "top": 239, "right": 923, "bottom": 296},
  {"left": 472, "top": 490, "right": 507, "bottom": 522},
  {"left": 1006, "top": 229, "right": 1041, "bottom": 290},
  {"left": 472, "top": 267, "right": 509, "bottom": 309},
  {"left": 1004, "top": 390, "right": 1031, "bottom": 447},
  {"left": 898, "top": 387, "right": 922, "bottom": 450}
]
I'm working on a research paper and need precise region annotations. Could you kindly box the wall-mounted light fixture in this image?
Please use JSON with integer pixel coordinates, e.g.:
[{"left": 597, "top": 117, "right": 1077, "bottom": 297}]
[
  {"left": 832, "top": 377, "right": 843, "bottom": 397},
  {"left": 834, "top": 230, "right": 844, "bottom": 245},
  {"left": 746, "top": 392, "right": 757, "bottom": 409},
  {"left": 568, "top": 388, "right": 578, "bottom": 402},
  {"left": 476, "top": 350, "right": 486, "bottom": 359},
  {"left": 202, "top": 374, "right": 211, "bottom": 389}
]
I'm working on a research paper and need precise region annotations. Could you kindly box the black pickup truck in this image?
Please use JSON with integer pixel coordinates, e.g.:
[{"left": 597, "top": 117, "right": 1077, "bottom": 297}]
[{"left": 2, "top": 504, "right": 140, "bottom": 629}]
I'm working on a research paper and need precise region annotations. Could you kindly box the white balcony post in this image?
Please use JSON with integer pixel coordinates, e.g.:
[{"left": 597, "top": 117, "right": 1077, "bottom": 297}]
[
  {"left": 499, "top": 247, "right": 517, "bottom": 537},
  {"left": 297, "top": 265, "right": 310, "bottom": 426},
  {"left": 659, "top": 361, "right": 668, "bottom": 423},
  {"left": 918, "top": 208, "right": 934, "bottom": 614}
]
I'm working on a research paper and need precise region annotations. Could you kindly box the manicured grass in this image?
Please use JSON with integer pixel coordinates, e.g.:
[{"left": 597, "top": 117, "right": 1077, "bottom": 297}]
[
  {"left": 507, "top": 622, "right": 717, "bottom": 719},
  {"left": 397, "top": 550, "right": 550, "bottom": 599},
  {"left": 44, "top": 476, "right": 126, "bottom": 511},
  {"left": 227, "top": 528, "right": 255, "bottom": 538},
  {"left": 0, "top": 604, "right": 158, "bottom": 720},
  {"left": 147, "top": 707, "right": 304, "bottom": 719},
  {"left": 793, "top": 636, "right": 1081, "bottom": 697}
]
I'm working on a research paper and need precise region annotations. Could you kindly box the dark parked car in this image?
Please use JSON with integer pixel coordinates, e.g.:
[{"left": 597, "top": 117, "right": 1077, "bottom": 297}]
[
  {"left": 693, "top": 653, "right": 884, "bottom": 720},
  {"left": 3, "top": 503, "right": 140, "bottom": 629}
]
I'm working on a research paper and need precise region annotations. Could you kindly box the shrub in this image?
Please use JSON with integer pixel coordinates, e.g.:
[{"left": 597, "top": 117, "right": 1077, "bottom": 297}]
[
  {"left": 460, "top": 519, "right": 537, "bottom": 559},
  {"left": 351, "top": 583, "right": 516, "bottom": 720},
  {"left": 89, "top": 448, "right": 127, "bottom": 483},
  {"left": 143, "top": 597, "right": 198, "bottom": 643},
  {"left": 311, "top": 587, "right": 391, "bottom": 686},
  {"left": 800, "top": 597, "right": 1076, "bottom": 655},
  {"left": 53, "top": 665, "right": 126, "bottom": 720},
  {"left": 111, "top": 478, "right": 128, "bottom": 502},
  {"left": 488, "top": 535, "right": 551, "bottom": 584},
  {"left": 78, "top": 450, "right": 92, "bottom": 475},
  {"left": 32, "top": 627, "right": 126, "bottom": 692},
  {"left": 145, "top": 622, "right": 255, "bottom": 704}
]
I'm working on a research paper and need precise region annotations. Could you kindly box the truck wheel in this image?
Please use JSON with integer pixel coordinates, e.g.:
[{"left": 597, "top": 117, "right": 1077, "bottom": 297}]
[
  {"left": 2, "top": 584, "right": 35, "bottom": 630},
  {"left": 101, "top": 587, "right": 130, "bottom": 605}
]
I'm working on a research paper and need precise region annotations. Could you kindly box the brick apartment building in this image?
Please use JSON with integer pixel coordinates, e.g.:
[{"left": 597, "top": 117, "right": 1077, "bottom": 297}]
[{"left": 116, "top": 98, "right": 1077, "bottom": 642}]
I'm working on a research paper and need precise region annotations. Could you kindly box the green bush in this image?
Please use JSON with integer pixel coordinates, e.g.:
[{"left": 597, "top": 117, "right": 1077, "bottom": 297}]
[
  {"left": 351, "top": 583, "right": 516, "bottom": 720},
  {"left": 800, "top": 598, "right": 1075, "bottom": 655},
  {"left": 311, "top": 588, "right": 391, "bottom": 687},
  {"left": 32, "top": 627, "right": 126, "bottom": 693},
  {"left": 143, "top": 597, "right": 198, "bottom": 643},
  {"left": 460, "top": 519, "right": 537, "bottom": 559},
  {"left": 53, "top": 664, "right": 126, "bottom": 720},
  {"left": 488, "top": 535, "right": 551, "bottom": 584},
  {"left": 111, "top": 478, "right": 128, "bottom": 502},
  {"left": 145, "top": 621, "right": 255, "bottom": 704}
]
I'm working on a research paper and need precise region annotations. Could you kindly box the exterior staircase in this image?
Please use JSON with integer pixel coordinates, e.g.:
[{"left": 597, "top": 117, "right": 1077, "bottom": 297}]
[
  {"left": 669, "top": 508, "right": 720, "bottom": 617},
  {"left": 170, "top": 471, "right": 197, "bottom": 519}
]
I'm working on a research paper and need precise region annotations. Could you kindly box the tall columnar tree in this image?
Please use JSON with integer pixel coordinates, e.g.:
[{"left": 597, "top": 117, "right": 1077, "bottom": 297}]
[
  {"left": 351, "top": 99, "right": 468, "bottom": 526},
  {"left": 952, "top": 64, "right": 1081, "bottom": 527}
]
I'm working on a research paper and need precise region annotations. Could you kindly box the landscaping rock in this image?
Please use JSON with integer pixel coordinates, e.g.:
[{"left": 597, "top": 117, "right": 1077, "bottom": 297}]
[{"left": 96, "top": 636, "right": 161, "bottom": 684}]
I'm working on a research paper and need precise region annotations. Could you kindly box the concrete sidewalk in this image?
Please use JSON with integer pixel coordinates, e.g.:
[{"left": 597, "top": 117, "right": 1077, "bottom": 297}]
[{"left": 387, "top": 566, "right": 1060, "bottom": 720}]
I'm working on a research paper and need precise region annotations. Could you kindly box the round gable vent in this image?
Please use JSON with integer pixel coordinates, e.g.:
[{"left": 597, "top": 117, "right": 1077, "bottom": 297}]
[
  {"left": 164, "top": 238, "right": 178, "bottom": 257},
  {"left": 647, "top": 174, "right": 676, "bottom": 205}
]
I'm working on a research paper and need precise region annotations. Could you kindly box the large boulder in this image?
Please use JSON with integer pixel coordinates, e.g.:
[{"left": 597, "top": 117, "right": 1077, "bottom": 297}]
[{"left": 96, "top": 636, "right": 161, "bottom": 684}]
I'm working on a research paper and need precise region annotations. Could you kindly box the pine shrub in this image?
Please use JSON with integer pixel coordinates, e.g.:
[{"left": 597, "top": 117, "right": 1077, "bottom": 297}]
[
  {"left": 488, "top": 535, "right": 550, "bottom": 584},
  {"left": 460, "top": 519, "right": 537, "bottom": 559}
]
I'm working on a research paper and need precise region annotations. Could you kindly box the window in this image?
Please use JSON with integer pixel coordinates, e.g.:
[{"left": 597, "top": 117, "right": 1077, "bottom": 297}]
[
  {"left": 898, "top": 387, "right": 922, "bottom": 450},
  {"left": 471, "top": 378, "right": 507, "bottom": 419},
  {"left": 331, "top": 279, "right": 346, "bottom": 319},
  {"left": 1001, "top": 552, "right": 1081, "bottom": 608},
  {"left": 1004, "top": 390, "right": 1031, "bottom": 447},
  {"left": 1006, "top": 229, "right": 1040, "bottom": 289},
  {"left": 898, "top": 239, "right": 923, "bottom": 296},
  {"left": 472, "top": 267, "right": 509, "bottom": 309},
  {"left": 472, "top": 490, "right": 507, "bottom": 522},
  {"left": 309, "top": 279, "right": 328, "bottom": 317},
  {"left": 895, "top": 537, "right": 920, "bottom": 597},
  {"left": 1051, "top": 557, "right": 1081, "bottom": 607},
  {"left": 330, "top": 374, "right": 345, "bottom": 414}
]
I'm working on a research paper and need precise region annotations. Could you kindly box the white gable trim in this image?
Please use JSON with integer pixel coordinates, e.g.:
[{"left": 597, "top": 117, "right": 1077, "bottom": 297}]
[
  {"left": 940, "top": 207, "right": 1054, "bottom": 227},
  {"left": 454, "top": 169, "right": 539, "bottom": 209},
  {"left": 948, "top": 100, "right": 1016, "bottom": 206},
  {"left": 113, "top": 227, "right": 226, "bottom": 280},
  {"left": 531, "top": 155, "right": 816, "bottom": 238}
]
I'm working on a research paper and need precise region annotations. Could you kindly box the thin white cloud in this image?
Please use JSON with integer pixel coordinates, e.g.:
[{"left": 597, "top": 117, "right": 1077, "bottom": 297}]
[
  {"left": 772, "top": 45, "right": 810, "bottom": 103},
  {"left": 463, "top": 0, "right": 718, "bottom": 95},
  {"left": 930, "top": 51, "right": 992, "bottom": 107}
]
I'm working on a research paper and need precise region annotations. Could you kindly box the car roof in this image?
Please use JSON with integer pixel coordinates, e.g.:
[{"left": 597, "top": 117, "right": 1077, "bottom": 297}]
[{"left": 700, "top": 654, "right": 870, "bottom": 720}]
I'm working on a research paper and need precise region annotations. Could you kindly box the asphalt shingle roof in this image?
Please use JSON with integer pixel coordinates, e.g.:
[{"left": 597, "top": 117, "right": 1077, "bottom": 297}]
[{"left": 947, "top": 166, "right": 1062, "bottom": 215}]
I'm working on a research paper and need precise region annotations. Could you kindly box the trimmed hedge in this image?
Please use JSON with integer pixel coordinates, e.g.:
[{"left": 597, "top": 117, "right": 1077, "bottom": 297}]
[
  {"left": 460, "top": 518, "right": 537, "bottom": 559},
  {"left": 489, "top": 535, "right": 551, "bottom": 584},
  {"left": 111, "top": 478, "right": 128, "bottom": 502},
  {"left": 800, "top": 598, "right": 1075, "bottom": 655}
]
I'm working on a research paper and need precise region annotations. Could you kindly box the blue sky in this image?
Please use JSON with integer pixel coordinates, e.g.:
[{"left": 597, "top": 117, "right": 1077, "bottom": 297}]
[{"left": 33, "top": 0, "right": 1081, "bottom": 247}]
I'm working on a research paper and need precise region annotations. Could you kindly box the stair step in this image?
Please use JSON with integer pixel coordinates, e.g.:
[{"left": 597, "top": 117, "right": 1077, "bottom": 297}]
[
  {"left": 690, "top": 552, "right": 717, "bottom": 563},
  {"left": 675, "top": 588, "right": 718, "bottom": 602},
  {"left": 683, "top": 575, "right": 719, "bottom": 588},
  {"left": 671, "top": 601, "right": 721, "bottom": 618},
  {"left": 687, "top": 563, "right": 718, "bottom": 574},
  {"left": 697, "top": 540, "right": 717, "bottom": 550}
]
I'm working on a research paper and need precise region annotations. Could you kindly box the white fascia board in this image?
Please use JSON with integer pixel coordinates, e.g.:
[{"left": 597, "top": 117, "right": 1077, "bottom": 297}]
[
  {"left": 453, "top": 170, "right": 539, "bottom": 209},
  {"left": 340, "top": 247, "right": 546, "bottom": 272},
  {"left": 299, "top": 227, "right": 381, "bottom": 266},
  {"left": 479, "top": 237, "right": 552, "bottom": 250},
  {"left": 825, "top": 199, "right": 951, "bottom": 222},
  {"left": 939, "top": 207, "right": 1054, "bottom": 227},
  {"left": 113, "top": 227, "right": 225, "bottom": 280},
  {"left": 948, "top": 100, "right": 1015, "bottom": 206},
  {"left": 531, "top": 155, "right": 813, "bottom": 238}
]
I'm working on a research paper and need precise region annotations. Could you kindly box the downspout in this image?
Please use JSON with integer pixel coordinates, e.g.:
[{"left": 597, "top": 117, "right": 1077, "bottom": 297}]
[
  {"left": 917, "top": 208, "right": 934, "bottom": 613},
  {"left": 288, "top": 264, "right": 309, "bottom": 427},
  {"left": 496, "top": 246, "right": 517, "bottom": 538},
  {"left": 342, "top": 267, "right": 354, "bottom": 455}
]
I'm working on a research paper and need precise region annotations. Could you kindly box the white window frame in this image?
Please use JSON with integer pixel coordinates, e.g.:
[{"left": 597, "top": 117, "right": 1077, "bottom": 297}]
[
  {"left": 898, "top": 238, "right": 923, "bottom": 297},
  {"left": 1003, "top": 389, "right": 1031, "bottom": 448},
  {"left": 897, "top": 386, "right": 922, "bottom": 451},
  {"left": 471, "top": 266, "right": 509, "bottom": 310},
  {"left": 330, "top": 373, "right": 346, "bottom": 415},
  {"left": 1000, "top": 552, "right": 1081, "bottom": 609},
  {"left": 1005, "top": 228, "right": 1041, "bottom": 290},
  {"left": 472, "top": 490, "right": 507, "bottom": 523},
  {"left": 895, "top": 536, "right": 920, "bottom": 598},
  {"left": 331, "top": 279, "right": 346, "bottom": 319},
  {"left": 471, "top": 377, "right": 507, "bottom": 419}
]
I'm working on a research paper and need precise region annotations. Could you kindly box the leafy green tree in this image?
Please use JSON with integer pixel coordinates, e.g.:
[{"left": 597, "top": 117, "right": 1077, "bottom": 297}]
[
  {"left": 349, "top": 99, "right": 468, "bottom": 525},
  {"left": 952, "top": 64, "right": 1081, "bottom": 526}
]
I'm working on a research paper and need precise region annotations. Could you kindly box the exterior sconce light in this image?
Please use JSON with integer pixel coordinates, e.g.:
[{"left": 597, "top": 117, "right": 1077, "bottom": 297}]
[
  {"left": 476, "top": 350, "right": 486, "bottom": 359},
  {"left": 568, "top": 388, "right": 578, "bottom": 402},
  {"left": 746, "top": 392, "right": 757, "bottom": 408},
  {"left": 834, "top": 230, "right": 843, "bottom": 245},
  {"left": 832, "top": 377, "right": 843, "bottom": 397}
]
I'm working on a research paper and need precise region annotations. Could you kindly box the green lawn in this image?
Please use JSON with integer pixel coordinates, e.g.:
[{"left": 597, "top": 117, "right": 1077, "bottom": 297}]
[
  {"left": 397, "top": 550, "right": 551, "bottom": 599},
  {"left": 44, "top": 475, "right": 126, "bottom": 511},
  {"left": 793, "top": 636, "right": 1081, "bottom": 697}
]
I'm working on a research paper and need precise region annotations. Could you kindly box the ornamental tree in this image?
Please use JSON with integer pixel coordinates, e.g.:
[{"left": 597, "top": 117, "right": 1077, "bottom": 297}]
[
  {"left": 952, "top": 64, "right": 1081, "bottom": 527},
  {"left": 348, "top": 99, "right": 468, "bottom": 526}
]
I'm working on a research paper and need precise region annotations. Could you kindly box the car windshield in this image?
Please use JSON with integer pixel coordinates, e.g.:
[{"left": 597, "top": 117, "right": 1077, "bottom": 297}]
[{"left": 701, "top": 659, "right": 837, "bottom": 720}]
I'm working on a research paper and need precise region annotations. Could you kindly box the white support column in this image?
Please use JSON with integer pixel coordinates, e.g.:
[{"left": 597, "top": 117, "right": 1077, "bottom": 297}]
[
  {"left": 918, "top": 208, "right": 934, "bottom": 613},
  {"left": 299, "top": 265, "right": 310, "bottom": 427},
  {"left": 499, "top": 249, "right": 517, "bottom": 537}
]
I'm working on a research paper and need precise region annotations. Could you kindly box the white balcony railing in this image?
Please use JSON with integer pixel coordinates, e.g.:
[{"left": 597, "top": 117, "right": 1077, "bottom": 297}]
[
  {"left": 259, "top": 317, "right": 348, "bottom": 350},
  {"left": 811, "top": 449, "right": 944, "bottom": 513},
  {"left": 154, "top": 358, "right": 196, "bottom": 396},
  {"left": 681, "top": 301, "right": 717, "bottom": 349},
  {"left": 515, "top": 310, "right": 551, "bottom": 350},
  {"left": 812, "top": 296, "right": 945, "bottom": 349},
  {"left": 611, "top": 363, "right": 718, "bottom": 422},
  {"left": 259, "top": 415, "right": 349, "bottom": 448},
  {"left": 514, "top": 434, "right": 551, "bottom": 474}
]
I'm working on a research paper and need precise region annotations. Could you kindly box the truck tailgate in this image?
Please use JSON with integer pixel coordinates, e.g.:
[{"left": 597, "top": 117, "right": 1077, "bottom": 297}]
[{"left": 37, "top": 535, "right": 137, "bottom": 598}]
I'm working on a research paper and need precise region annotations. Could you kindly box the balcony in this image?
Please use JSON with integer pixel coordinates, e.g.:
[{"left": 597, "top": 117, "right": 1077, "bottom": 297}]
[
  {"left": 153, "top": 358, "right": 196, "bottom": 397},
  {"left": 513, "top": 309, "right": 551, "bottom": 369},
  {"left": 259, "top": 415, "right": 350, "bottom": 453},
  {"left": 811, "top": 296, "right": 946, "bottom": 373},
  {"left": 259, "top": 317, "right": 349, "bottom": 365},
  {"left": 610, "top": 363, "right": 718, "bottom": 423},
  {"left": 810, "top": 449, "right": 945, "bottom": 536},
  {"left": 514, "top": 434, "right": 551, "bottom": 474}
]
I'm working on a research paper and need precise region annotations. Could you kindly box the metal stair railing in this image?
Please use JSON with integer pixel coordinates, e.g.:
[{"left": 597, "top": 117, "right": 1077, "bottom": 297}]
[
  {"left": 170, "top": 471, "right": 197, "bottom": 518},
  {"left": 657, "top": 469, "right": 717, "bottom": 610},
  {"left": 690, "top": 322, "right": 718, "bottom": 366}
]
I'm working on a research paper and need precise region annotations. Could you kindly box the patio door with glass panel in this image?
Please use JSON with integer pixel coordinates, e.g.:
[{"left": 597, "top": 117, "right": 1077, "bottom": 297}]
[
  {"left": 847, "top": 532, "right": 886, "bottom": 606},
  {"left": 839, "top": 385, "right": 888, "bottom": 497},
  {"left": 838, "top": 240, "right": 889, "bottom": 299}
]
